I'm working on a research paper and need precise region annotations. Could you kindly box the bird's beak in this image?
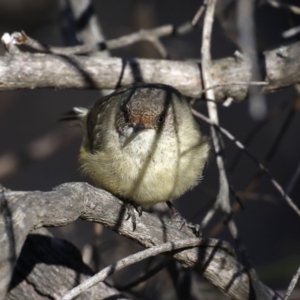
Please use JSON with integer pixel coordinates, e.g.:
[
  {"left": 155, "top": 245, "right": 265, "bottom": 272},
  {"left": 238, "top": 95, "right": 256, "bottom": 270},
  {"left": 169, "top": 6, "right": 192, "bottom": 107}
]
[
  {"left": 123, "top": 123, "right": 146, "bottom": 148},
  {"left": 133, "top": 123, "right": 146, "bottom": 134}
]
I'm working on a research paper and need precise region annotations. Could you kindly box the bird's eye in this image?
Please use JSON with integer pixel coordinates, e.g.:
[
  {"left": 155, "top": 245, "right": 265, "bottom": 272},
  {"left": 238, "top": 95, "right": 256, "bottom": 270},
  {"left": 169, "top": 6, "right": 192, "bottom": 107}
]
[{"left": 157, "top": 115, "right": 165, "bottom": 124}]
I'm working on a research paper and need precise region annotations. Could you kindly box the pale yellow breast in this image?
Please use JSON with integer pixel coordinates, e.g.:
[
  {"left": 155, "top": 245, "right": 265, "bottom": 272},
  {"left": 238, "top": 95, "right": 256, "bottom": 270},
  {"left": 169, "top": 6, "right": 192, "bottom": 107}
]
[{"left": 79, "top": 124, "right": 209, "bottom": 206}]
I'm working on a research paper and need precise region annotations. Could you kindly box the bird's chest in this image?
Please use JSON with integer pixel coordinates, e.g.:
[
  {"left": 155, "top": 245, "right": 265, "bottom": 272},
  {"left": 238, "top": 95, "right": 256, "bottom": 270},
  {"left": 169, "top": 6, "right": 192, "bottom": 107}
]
[{"left": 120, "top": 130, "right": 172, "bottom": 174}]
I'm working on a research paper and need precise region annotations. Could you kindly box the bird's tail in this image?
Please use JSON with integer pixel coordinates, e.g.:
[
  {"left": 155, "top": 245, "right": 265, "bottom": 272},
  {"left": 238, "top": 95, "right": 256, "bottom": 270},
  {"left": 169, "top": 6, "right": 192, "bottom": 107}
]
[{"left": 59, "top": 107, "right": 89, "bottom": 127}]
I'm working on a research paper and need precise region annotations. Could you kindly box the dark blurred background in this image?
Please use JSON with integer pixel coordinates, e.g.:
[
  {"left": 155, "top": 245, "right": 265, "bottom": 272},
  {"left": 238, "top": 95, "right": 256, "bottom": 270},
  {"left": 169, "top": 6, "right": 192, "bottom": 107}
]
[{"left": 1, "top": 0, "right": 300, "bottom": 299}]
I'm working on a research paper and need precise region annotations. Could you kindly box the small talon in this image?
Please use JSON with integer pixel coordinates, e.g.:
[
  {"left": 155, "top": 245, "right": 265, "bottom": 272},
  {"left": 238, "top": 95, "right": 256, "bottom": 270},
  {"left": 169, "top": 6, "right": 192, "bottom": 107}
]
[
  {"left": 125, "top": 202, "right": 142, "bottom": 231},
  {"left": 126, "top": 210, "right": 131, "bottom": 221},
  {"left": 187, "top": 223, "right": 202, "bottom": 237},
  {"left": 132, "top": 217, "right": 136, "bottom": 231},
  {"left": 136, "top": 205, "right": 143, "bottom": 217},
  {"left": 167, "top": 201, "right": 202, "bottom": 237}
]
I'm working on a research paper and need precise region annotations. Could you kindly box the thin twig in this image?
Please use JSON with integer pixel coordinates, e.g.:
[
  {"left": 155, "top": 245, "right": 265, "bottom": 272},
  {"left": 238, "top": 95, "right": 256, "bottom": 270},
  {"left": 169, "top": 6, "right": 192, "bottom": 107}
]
[
  {"left": 201, "top": 206, "right": 218, "bottom": 228},
  {"left": 201, "top": 2, "right": 259, "bottom": 272},
  {"left": 243, "top": 98, "right": 298, "bottom": 195},
  {"left": 1, "top": 33, "right": 20, "bottom": 55},
  {"left": 191, "top": 0, "right": 208, "bottom": 26},
  {"left": 200, "top": 4, "right": 253, "bottom": 279},
  {"left": 192, "top": 109, "right": 300, "bottom": 217},
  {"left": 201, "top": 0, "right": 231, "bottom": 224},
  {"left": 62, "top": 238, "right": 204, "bottom": 300},
  {"left": 266, "top": 0, "right": 300, "bottom": 15},
  {"left": 283, "top": 26, "right": 300, "bottom": 38},
  {"left": 229, "top": 98, "right": 291, "bottom": 173},
  {"left": 15, "top": 21, "right": 195, "bottom": 57},
  {"left": 241, "top": 86, "right": 300, "bottom": 197},
  {"left": 284, "top": 264, "right": 300, "bottom": 300}
]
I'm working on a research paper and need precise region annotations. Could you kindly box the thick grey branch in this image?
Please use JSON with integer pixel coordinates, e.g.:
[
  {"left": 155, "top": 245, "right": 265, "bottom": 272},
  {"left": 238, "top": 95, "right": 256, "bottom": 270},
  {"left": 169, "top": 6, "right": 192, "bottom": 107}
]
[
  {"left": 0, "top": 33, "right": 300, "bottom": 100},
  {"left": 0, "top": 183, "right": 281, "bottom": 300},
  {"left": 6, "top": 228, "right": 128, "bottom": 300}
]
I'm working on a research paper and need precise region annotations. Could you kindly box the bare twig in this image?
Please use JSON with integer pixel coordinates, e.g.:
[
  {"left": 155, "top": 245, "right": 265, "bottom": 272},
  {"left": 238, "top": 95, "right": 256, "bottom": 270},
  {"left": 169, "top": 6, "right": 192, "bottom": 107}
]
[
  {"left": 200, "top": 5, "right": 254, "bottom": 278},
  {"left": 1, "top": 33, "right": 20, "bottom": 55},
  {"left": 197, "top": 189, "right": 278, "bottom": 231},
  {"left": 284, "top": 264, "right": 300, "bottom": 300},
  {"left": 15, "top": 22, "right": 194, "bottom": 57},
  {"left": 266, "top": 0, "right": 300, "bottom": 15},
  {"left": 192, "top": 109, "right": 300, "bottom": 217},
  {"left": 201, "top": 0, "right": 231, "bottom": 226},
  {"left": 283, "top": 26, "right": 300, "bottom": 38},
  {"left": 191, "top": 0, "right": 208, "bottom": 26},
  {"left": 229, "top": 98, "right": 291, "bottom": 173},
  {"left": 243, "top": 96, "right": 299, "bottom": 195},
  {"left": 62, "top": 238, "right": 202, "bottom": 300},
  {"left": 201, "top": 0, "right": 258, "bottom": 275},
  {"left": 200, "top": 206, "right": 218, "bottom": 228}
]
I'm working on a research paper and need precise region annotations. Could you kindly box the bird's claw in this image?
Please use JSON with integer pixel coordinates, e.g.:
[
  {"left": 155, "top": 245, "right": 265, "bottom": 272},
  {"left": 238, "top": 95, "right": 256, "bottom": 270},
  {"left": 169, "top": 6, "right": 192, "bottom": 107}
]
[
  {"left": 187, "top": 222, "right": 201, "bottom": 237},
  {"left": 125, "top": 203, "right": 143, "bottom": 231},
  {"left": 171, "top": 214, "right": 202, "bottom": 237},
  {"left": 167, "top": 201, "right": 201, "bottom": 237},
  {"left": 136, "top": 205, "right": 143, "bottom": 217}
]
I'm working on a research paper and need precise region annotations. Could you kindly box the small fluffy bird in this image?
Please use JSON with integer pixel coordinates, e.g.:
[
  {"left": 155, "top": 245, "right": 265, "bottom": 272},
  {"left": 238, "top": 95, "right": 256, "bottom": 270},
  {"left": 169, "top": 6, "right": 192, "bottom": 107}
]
[{"left": 63, "top": 83, "right": 209, "bottom": 230}]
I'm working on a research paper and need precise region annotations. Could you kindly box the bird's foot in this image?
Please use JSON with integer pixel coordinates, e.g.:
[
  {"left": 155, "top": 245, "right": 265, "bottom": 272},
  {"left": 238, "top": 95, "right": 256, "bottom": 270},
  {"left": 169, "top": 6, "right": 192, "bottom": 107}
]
[
  {"left": 172, "top": 215, "right": 202, "bottom": 237},
  {"left": 186, "top": 222, "right": 201, "bottom": 237},
  {"left": 125, "top": 202, "right": 142, "bottom": 231},
  {"left": 167, "top": 201, "right": 201, "bottom": 237}
]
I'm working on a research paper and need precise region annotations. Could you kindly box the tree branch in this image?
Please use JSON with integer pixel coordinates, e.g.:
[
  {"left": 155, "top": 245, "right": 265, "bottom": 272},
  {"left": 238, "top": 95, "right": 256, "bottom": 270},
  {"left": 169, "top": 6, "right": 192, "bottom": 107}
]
[
  {"left": 6, "top": 228, "right": 128, "bottom": 300},
  {"left": 63, "top": 238, "right": 205, "bottom": 300},
  {"left": 1, "top": 32, "right": 300, "bottom": 100},
  {"left": 0, "top": 183, "right": 281, "bottom": 300}
]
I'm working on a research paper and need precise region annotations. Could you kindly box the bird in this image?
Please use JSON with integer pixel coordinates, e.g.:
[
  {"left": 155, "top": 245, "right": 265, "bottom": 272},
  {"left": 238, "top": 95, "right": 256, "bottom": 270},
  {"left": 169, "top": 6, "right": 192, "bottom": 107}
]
[{"left": 61, "top": 83, "right": 209, "bottom": 233}]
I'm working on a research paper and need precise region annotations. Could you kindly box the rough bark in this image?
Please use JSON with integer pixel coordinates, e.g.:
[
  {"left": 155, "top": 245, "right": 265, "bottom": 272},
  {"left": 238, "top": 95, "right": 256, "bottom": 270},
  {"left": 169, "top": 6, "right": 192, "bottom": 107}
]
[
  {"left": 6, "top": 228, "right": 127, "bottom": 300},
  {"left": 0, "top": 183, "right": 282, "bottom": 300},
  {"left": 0, "top": 41, "right": 299, "bottom": 100}
]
